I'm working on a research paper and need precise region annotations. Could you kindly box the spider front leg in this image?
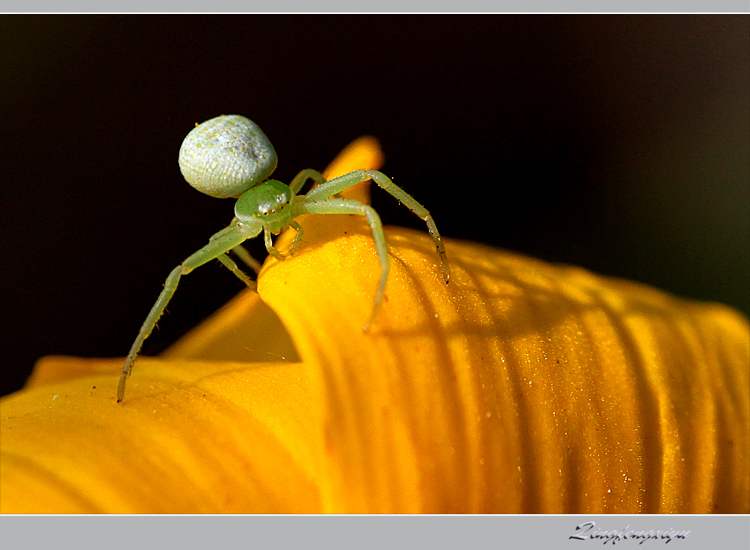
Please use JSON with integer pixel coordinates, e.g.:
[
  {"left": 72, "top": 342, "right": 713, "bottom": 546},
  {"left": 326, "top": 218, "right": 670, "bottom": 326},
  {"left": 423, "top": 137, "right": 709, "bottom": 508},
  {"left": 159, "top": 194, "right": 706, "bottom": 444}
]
[
  {"left": 225, "top": 219, "right": 264, "bottom": 274},
  {"left": 263, "top": 221, "right": 304, "bottom": 261},
  {"left": 297, "top": 198, "right": 388, "bottom": 331},
  {"left": 117, "top": 223, "right": 258, "bottom": 402},
  {"left": 304, "top": 169, "right": 450, "bottom": 283}
]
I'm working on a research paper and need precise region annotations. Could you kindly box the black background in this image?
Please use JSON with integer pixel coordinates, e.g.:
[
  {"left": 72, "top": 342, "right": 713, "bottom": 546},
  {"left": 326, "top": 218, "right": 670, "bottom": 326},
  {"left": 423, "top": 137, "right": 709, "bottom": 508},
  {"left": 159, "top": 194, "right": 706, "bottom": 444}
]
[{"left": 1, "top": 15, "right": 748, "bottom": 397}]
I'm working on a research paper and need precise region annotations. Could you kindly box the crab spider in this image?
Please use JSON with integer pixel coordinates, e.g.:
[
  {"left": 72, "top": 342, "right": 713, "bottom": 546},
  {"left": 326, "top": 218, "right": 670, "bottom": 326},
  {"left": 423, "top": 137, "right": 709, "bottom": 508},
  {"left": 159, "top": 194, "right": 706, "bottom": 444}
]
[{"left": 117, "top": 115, "right": 449, "bottom": 402}]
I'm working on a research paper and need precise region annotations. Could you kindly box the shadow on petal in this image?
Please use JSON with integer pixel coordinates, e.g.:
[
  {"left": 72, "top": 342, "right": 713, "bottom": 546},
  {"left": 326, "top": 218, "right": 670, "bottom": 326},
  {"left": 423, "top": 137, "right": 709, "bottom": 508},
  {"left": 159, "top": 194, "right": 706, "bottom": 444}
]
[
  {"left": 2, "top": 136, "right": 747, "bottom": 514},
  {"left": 260, "top": 217, "right": 749, "bottom": 514}
]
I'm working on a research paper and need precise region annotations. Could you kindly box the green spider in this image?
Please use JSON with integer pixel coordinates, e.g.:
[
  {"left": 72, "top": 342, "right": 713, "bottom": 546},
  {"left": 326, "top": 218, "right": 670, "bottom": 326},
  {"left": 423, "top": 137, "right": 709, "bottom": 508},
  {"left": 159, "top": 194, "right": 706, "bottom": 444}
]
[{"left": 117, "top": 115, "right": 450, "bottom": 402}]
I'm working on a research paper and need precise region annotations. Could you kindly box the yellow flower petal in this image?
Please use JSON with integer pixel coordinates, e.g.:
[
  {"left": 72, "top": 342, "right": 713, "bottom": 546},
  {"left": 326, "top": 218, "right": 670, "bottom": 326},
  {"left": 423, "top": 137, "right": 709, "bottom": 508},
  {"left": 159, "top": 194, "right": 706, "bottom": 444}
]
[
  {"left": 0, "top": 135, "right": 388, "bottom": 514},
  {"left": 259, "top": 218, "right": 749, "bottom": 513},
  {"left": 1, "top": 137, "right": 747, "bottom": 514},
  {"left": 322, "top": 135, "right": 384, "bottom": 182},
  {"left": 2, "top": 356, "right": 320, "bottom": 513}
]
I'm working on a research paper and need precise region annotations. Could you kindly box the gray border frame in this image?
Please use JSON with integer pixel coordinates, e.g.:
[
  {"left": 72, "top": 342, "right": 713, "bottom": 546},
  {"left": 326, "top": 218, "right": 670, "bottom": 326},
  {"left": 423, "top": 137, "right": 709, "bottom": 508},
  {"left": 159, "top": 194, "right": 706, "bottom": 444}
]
[
  {"left": 1, "top": 515, "right": 749, "bottom": 549},
  {"left": 1, "top": 7, "right": 747, "bottom": 550}
]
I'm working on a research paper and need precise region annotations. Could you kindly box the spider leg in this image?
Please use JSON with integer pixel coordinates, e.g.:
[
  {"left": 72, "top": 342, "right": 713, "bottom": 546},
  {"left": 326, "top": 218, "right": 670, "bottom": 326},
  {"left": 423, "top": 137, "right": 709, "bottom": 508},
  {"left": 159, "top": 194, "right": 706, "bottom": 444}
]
[
  {"left": 263, "top": 222, "right": 304, "bottom": 261},
  {"left": 225, "top": 218, "right": 263, "bottom": 274},
  {"left": 297, "top": 198, "right": 388, "bottom": 332},
  {"left": 289, "top": 168, "right": 326, "bottom": 194},
  {"left": 117, "top": 223, "right": 257, "bottom": 402},
  {"left": 229, "top": 244, "right": 263, "bottom": 274},
  {"left": 288, "top": 220, "right": 304, "bottom": 256},
  {"left": 304, "top": 169, "right": 449, "bottom": 283},
  {"left": 217, "top": 253, "right": 257, "bottom": 291}
]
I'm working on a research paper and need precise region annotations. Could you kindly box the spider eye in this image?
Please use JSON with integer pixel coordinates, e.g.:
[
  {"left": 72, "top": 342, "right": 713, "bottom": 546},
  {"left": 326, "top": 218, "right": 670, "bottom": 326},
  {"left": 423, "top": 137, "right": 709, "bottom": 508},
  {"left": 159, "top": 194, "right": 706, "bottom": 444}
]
[{"left": 235, "top": 179, "right": 293, "bottom": 221}]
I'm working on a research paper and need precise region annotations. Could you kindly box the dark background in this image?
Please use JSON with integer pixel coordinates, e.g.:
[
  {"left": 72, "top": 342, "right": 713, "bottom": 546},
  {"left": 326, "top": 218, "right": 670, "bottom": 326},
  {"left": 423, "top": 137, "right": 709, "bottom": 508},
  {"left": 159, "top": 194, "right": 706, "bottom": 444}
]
[{"left": 1, "top": 15, "right": 748, "bottom": 397}]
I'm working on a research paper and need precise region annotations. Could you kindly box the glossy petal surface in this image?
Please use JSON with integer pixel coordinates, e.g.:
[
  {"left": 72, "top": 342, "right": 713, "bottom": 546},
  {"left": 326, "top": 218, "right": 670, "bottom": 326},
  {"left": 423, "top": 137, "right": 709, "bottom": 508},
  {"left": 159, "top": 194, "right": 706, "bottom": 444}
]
[{"left": 2, "top": 138, "right": 747, "bottom": 513}]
